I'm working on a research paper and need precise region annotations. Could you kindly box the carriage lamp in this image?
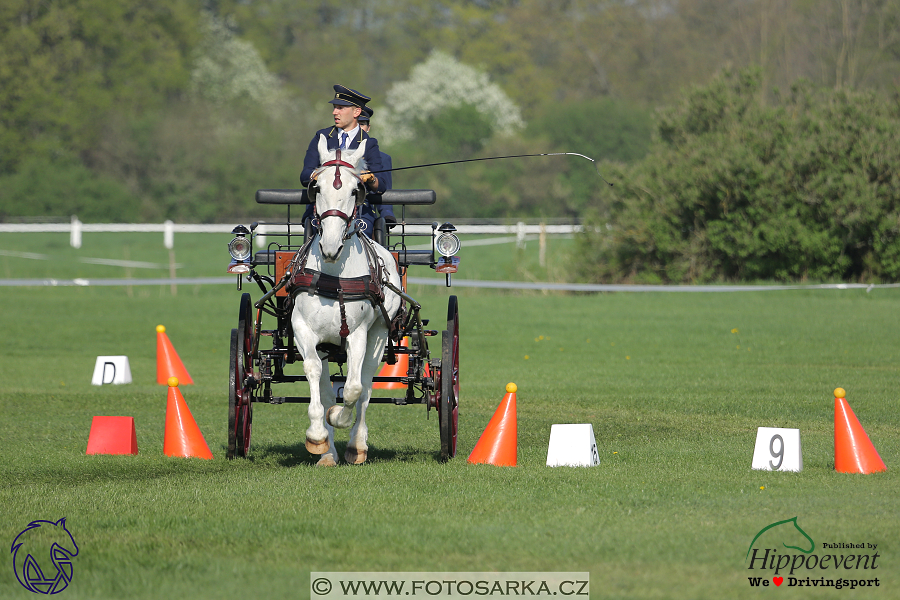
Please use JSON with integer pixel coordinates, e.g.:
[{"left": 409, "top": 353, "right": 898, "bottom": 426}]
[
  {"left": 435, "top": 222, "right": 460, "bottom": 287},
  {"left": 227, "top": 225, "right": 252, "bottom": 285},
  {"left": 436, "top": 223, "right": 460, "bottom": 257},
  {"left": 229, "top": 225, "right": 252, "bottom": 261}
]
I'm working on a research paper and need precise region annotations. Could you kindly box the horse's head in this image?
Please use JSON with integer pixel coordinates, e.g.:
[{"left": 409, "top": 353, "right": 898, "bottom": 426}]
[{"left": 309, "top": 134, "right": 368, "bottom": 262}]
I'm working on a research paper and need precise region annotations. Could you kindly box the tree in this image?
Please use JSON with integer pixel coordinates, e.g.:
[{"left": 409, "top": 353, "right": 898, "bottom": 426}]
[
  {"left": 378, "top": 50, "right": 524, "bottom": 145},
  {"left": 0, "top": 0, "right": 200, "bottom": 174},
  {"left": 574, "top": 68, "right": 900, "bottom": 283}
]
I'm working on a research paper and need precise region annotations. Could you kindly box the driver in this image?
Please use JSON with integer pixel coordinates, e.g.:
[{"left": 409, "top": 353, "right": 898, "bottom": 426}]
[{"left": 300, "top": 85, "right": 388, "bottom": 238}]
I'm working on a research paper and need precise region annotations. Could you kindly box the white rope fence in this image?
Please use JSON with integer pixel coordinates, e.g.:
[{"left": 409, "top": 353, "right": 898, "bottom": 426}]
[
  {"left": 0, "top": 216, "right": 584, "bottom": 250},
  {"left": 0, "top": 220, "right": 580, "bottom": 249}
]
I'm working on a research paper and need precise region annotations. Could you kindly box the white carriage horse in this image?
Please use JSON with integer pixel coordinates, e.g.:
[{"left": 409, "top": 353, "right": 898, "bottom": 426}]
[{"left": 289, "top": 135, "right": 402, "bottom": 466}]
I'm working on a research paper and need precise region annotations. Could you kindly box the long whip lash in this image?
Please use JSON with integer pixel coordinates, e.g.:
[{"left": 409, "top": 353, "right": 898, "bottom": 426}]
[{"left": 370, "top": 152, "right": 613, "bottom": 187}]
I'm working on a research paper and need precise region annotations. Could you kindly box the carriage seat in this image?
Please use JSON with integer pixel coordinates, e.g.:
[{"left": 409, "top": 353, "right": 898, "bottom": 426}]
[
  {"left": 255, "top": 189, "right": 436, "bottom": 206},
  {"left": 254, "top": 188, "right": 436, "bottom": 251}
]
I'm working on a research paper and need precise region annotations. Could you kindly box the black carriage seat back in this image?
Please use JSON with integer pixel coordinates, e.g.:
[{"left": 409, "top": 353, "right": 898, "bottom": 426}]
[
  {"left": 374, "top": 190, "right": 436, "bottom": 206},
  {"left": 254, "top": 189, "right": 436, "bottom": 206},
  {"left": 255, "top": 189, "right": 311, "bottom": 204},
  {"left": 254, "top": 189, "right": 437, "bottom": 248}
]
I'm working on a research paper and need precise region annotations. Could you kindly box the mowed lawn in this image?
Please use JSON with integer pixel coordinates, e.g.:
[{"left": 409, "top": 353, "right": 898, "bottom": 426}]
[{"left": 0, "top": 234, "right": 898, "bottom": 599}]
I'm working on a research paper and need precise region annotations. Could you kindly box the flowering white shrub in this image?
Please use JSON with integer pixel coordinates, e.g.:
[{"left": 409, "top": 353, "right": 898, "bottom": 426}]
[
  {"left": 190, "top": 13, "right": 288, "bottom": 116},
  {"left": 379, "top": 51, "right": 525, "bottom": 144}
]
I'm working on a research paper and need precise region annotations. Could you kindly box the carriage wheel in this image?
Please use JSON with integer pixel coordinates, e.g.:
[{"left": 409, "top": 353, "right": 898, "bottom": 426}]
[
  {"left": 227, "top": 328, "right": 240, "bottom": 458},
  {"left": 227, "top": 294, "right": 254, "bottom": 459},
  {"left": 438, "top": 296, "right": 459, "bottom": 461}
]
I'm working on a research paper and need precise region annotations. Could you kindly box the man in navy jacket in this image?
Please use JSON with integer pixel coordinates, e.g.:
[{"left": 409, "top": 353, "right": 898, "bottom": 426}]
[{"left": 300, "top": 85, "right": 388, "bottom": 237}]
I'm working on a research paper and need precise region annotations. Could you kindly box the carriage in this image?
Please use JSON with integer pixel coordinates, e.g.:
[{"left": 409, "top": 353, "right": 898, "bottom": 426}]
[{"left": 224, "top": 175, "right": 461, "bottom": 464}]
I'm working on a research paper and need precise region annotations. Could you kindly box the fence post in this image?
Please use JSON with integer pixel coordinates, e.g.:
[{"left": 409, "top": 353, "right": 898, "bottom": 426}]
[
  {"left": 539, "top": 221, "right": 546, "bottom": 267},
  {"left": 70, "top": 216, "right": 82, "bottom": 249},
  {"left": 255, "top": 224, "right": 267, "bottom": 249},
  {"left": 164, "top": 220, "right": 174, "bottom": 249},
  {"left": 516, "top": 221, "right": 526, "bottom": 249}
]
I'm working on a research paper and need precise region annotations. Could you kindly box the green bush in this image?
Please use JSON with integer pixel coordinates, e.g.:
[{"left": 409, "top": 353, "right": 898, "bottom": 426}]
[
  {"left": 575, "top": 69, "right": 900, "bottom": 283},
  {"left": 0, "top": 156, "right": 139, "bottom": 222}
]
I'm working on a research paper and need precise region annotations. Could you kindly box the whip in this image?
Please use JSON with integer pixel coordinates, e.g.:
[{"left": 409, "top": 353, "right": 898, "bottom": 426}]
[{"left": 369, "top": 152, "right": 613, "bottom": 187}]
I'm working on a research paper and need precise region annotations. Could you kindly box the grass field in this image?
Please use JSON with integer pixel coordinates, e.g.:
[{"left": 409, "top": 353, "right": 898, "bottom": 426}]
[{"left": 0, "top": 234, "right": 897, "bottom": 599}]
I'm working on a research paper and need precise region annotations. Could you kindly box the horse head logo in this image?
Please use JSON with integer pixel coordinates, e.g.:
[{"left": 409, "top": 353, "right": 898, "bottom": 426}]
[
  {"left": 746, "top": 516, "right": 814, "bottom": 560},
  {"left": 10, "top": 518, "right": 79, "bottom": 594}
]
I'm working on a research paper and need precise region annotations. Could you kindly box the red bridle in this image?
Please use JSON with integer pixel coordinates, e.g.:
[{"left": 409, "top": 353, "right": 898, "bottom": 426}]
[{"left": 314, "top": 149, "right": 362, "bottom": 230}]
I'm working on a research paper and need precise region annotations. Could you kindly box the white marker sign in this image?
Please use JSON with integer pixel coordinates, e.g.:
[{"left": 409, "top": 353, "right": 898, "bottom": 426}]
[
  {"left": 91, "top": 356, "right": 133, "bottom": 385},
  {"left": 546, "top": 424, "right": 600, "bottom": 467},
  {"left": 751, "top": 427, "right": 802, "bottom": 472}
]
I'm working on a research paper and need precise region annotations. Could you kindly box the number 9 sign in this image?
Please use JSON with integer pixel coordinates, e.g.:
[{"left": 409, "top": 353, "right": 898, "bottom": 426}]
[{"left": 751, "top": 427, "right": 803, "bottom": 472}]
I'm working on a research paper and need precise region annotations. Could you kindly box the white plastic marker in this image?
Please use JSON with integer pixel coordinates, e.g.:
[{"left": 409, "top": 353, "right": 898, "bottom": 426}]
[
  {"left": 546, "top": 424, "right": 600, "bottom": 467},
  {"left": 751, "top": 427, "right": 802, "bottom": 472},
  {"left": 91, "top": 356, "right": 133, "bottom": 385}
]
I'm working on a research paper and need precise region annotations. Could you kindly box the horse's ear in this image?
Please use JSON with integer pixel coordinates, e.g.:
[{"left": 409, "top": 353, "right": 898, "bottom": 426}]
[{"left": 317, "top": 133, "right": 329, "bottom": 162}]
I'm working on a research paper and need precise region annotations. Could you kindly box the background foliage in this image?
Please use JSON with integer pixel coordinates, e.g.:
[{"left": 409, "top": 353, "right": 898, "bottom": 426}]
[
  {"left": 576, "top": 69, "right": 900, "bottom": 284},
  {"left": 2, "top": 0, "right": 900, "bottom": 281}
]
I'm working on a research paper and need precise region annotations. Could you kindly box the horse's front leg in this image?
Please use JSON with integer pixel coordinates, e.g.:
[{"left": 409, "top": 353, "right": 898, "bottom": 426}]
[
  {"left": 333, "top": 327, "right": 389, "bottom": 464},
  {"left": 302, "top": 351, "right": 332, "bottom": 454},
  {"left": 326, "top": 330, "right": 367, "bottom": 431},
  {"left": 313, "top": 358, "right": 338, "bottom": 466},
  {"left": 292, "top": 313, "right": 336, "bottom": 463}
]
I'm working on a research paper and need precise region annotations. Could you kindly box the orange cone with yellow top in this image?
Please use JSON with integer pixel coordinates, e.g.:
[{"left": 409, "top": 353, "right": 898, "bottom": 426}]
[
  {"left": 156, "top": 324, "right": 193, "bottom": 385},
  {"left": 834, "top": 387, "right": 886, "bottom": 474},
  {"left": 164, "top": 377, "right": 212, "bottom": 459},
  {"left": 373, "top": 337, "right": 409, "bottom": 389},
  {"left": 468, "top": 383, "right": 517, "bottom": 467}
]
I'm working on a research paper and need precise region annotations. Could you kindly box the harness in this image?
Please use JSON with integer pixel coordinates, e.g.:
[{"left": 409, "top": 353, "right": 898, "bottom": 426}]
[
  {"left": 309, "top": 149, "right": 367, "bottom": 234},
  {"left": 286, "top": 151, "right": 392, "bottom": 339},
  {"left": 286, "top": 234, "right": 390, "bottom": 338}
]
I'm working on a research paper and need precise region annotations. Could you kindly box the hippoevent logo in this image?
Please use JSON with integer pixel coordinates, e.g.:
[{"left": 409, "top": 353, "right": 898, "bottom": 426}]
[
  {"left": 745, "top": 517, "right": 881, "bottom": 590},
  {"left": 10, "top": 518, "right": 79, "bottom": 594}
]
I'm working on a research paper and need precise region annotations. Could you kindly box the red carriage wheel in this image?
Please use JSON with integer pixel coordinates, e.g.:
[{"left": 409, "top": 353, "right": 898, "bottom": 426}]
[
  {"left": 227, "top": 328, "right": 240, "bottom": 458},
  {"left": 438, "top": 295, "right": 459, "bottom": 461},
  {"left": 227, "top": 294, "right": 254, "bottom": 459}
]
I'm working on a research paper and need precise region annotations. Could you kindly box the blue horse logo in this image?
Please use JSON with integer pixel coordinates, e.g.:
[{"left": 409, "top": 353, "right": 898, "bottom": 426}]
[{"left": 11, "top": 518, "right": 79, "bottom": 594}]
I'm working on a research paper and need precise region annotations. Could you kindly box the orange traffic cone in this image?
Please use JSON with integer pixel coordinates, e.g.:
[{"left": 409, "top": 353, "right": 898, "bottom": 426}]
[
  {"left": 156, "top": 324, "right": 193, "bottom": 385},
  {"left": 468, "top": 383, "right": 518, "bottom": 467},
  {"left": 373, "top": 337, "right": 409, "bottom": 389},
  {"left": 164, "top": 377, "right": 213, "bottom": 459},
  {"left": 86, "top": 416, "right": 138, "bottom": 455},
  {"left": 834, "top": 388, "right": 886, "bottom": 474}
]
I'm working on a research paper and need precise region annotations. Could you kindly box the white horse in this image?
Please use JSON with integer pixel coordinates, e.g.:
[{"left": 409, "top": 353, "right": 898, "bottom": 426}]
[{"left": 291, "top": 134, "right": 402, "bottom": 466}]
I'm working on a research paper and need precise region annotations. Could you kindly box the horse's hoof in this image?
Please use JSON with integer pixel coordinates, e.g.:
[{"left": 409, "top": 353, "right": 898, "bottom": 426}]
[
  {"left": 345, "top": 448, "right": 367, "bottom": 465},
  {"left": 316, "top": 454, "right": 338, "bottom": 467},
  {"left": 305, "top": 438, "right": 330, "bottom": 454},
  {"left": 326, "top": 405, "right": 347, "bottom": 428}
]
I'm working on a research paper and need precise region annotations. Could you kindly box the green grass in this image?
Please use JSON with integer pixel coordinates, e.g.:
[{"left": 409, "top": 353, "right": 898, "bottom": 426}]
[
  {"left": 0, "top": 231, "right": 576, "bottom": 283},
  {"left": 0, "top": 235, "right": 898, "bottom": 599}
]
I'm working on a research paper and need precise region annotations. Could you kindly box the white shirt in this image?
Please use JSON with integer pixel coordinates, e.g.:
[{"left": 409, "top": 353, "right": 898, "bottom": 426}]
[{"left": 338, "top": 125, "right": 359, "bottom": 148}]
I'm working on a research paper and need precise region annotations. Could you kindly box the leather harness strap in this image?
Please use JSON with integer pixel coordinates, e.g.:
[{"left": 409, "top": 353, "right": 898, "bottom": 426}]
[
  {"left": 287, "top": 149, "right": 391, "bottom": 339},
  {"left": 322, "top": 149, "right": 356, "bottom": 190},
  {"left": 285, "top": 234, "right": 391, "bottom": 339}
]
